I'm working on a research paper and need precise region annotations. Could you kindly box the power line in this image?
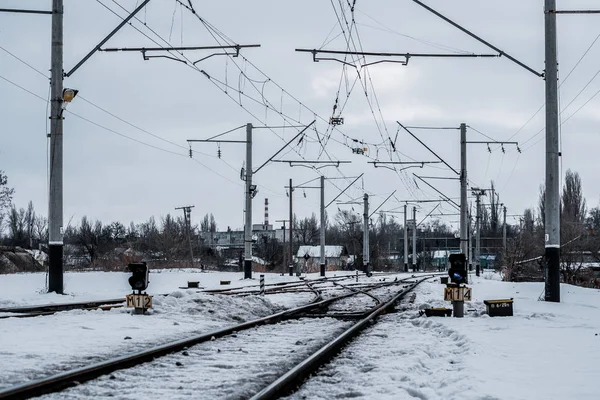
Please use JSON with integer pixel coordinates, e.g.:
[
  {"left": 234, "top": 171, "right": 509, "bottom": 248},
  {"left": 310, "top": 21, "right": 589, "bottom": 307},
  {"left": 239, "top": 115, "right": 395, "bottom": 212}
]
[
  {"left": 171, "top": 2, "right": 370, "bottom": 201},
  {"left": 0, "top": 71, "right": 246, "bottom": 187},
  {"left": 504, "top": 30, "right": 600, "bottom": 143},
  {"left": 0, "top": 42, "right": 220, "bottom": 160}
]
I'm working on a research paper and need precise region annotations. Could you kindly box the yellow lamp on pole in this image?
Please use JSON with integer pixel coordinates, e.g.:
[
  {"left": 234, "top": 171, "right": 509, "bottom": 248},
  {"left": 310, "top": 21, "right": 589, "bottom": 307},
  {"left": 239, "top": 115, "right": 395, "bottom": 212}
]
[{"left": 62, "top": 88, "right": 78, "bottom": 103}]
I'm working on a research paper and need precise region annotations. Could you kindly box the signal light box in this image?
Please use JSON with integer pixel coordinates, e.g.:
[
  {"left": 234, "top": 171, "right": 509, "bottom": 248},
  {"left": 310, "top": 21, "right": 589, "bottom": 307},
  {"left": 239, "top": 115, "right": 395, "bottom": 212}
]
[{"left": 126, "top": 262, "right": 152, "bottom": 315}]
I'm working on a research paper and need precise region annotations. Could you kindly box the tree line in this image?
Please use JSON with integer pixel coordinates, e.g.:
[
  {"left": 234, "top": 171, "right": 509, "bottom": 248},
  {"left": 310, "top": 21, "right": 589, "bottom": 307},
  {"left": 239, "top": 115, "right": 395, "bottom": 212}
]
[{"left": 2, "top": 168, "right": 599, "bottom": 286}]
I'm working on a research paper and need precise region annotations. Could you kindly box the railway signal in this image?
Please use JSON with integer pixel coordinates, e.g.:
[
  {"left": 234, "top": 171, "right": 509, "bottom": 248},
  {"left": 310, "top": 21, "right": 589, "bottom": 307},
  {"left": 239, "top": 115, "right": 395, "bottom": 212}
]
[
  {"left": 128, "top": 262, "right": 149, "bottom": 291},
  {"left": 448, "top": 253, "right": 467, "bottom": 284},
  {"left": 446, "top": 253, "right": 470, "bottom": 318},
  {"left": 126, "top": 262, "right": 152, "bottom": 315}
]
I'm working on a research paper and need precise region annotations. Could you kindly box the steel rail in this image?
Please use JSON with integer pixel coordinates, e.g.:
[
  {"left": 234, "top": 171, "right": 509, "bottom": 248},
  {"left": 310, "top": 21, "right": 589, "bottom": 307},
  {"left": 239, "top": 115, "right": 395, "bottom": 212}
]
[
  {"left": 332, "top": 281, "right": 382, "bottom": 305},
  {"left": 0, "top": 299, "right": 126, "bottom": 314},
  {"left": 0, "top": 278, "right": 415, "bottom": 400},
  {"left": 0, "top": 304, "right": 123, "bottom": 320},
  {"left": 250, "top": 276, "right": 432, "bottom": 399},
  {"left": 201, "top": 274, "right": 356, "bottom": 294}
]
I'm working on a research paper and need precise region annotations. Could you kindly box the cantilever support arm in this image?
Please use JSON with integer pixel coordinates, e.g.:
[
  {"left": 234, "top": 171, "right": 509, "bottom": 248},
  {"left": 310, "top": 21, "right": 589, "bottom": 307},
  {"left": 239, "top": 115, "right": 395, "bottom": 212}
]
[
  {"left": 65, "top": 0, "right": 151, "bottom": 77},
  {"left": 253, "top": 121, "right": 315, "bottom": 174},
  {"left": 325, "top": 174, "right": 364, "bottom": 209},
  {"left": 414, "top": 174, "right": 460, "bottom": 210},
  {"left": 411, "top": 0, "right": 543, "bottom": 77},
  {"left": 369, "top": 191, "right": 397, "bottom": 219},
  {"left": 398, "top": 122, "right": 459, "bottom": 175}
]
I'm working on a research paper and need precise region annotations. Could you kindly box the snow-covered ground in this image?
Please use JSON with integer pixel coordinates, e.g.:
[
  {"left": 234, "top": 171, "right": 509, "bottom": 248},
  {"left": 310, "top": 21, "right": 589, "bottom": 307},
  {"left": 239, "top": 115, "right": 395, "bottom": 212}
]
[
  {"left": 0, "top": 269, "right": 341, "bottom": 390},
  {"left": 1, "top": 270, "right": 599, "bottom": 399},
  {"left": 41, "top": 317, "right": 350, "bottom": 400},
  {"left": 292, "top": 273, "right": 600, "bottom": 400}
]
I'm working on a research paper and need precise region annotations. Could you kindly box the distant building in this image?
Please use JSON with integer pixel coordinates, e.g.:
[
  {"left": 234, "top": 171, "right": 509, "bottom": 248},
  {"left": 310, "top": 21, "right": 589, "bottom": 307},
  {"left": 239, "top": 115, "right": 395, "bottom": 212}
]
[
  {"left": 430, "top": 249, "right": 461, "bottom": 270},
  {"left": 296, "top": 245, "right": 349, "bottom": 272},
  {"left": 202, "top": 226, "right": 276, "bottom": 249}
]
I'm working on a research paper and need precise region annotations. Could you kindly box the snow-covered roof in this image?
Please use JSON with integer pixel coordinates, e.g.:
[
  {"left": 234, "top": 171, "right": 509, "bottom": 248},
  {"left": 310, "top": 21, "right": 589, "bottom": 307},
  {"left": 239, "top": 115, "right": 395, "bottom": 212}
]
[
  {"left": 432, "top": 250, "right": 450, "bottom": 259},
  {"left": 296, "top": 246, "right": 346, "bottom": 258},
  {"left": 25, "top": 249, "right": 48, "bottom": 262}
]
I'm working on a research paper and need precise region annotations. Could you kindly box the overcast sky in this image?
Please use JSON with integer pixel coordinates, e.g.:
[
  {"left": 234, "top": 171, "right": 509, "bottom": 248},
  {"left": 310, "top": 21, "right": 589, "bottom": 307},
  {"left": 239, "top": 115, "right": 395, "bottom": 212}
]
[{"left": 1, "top": 0, "right": 599, "bottom": 232}]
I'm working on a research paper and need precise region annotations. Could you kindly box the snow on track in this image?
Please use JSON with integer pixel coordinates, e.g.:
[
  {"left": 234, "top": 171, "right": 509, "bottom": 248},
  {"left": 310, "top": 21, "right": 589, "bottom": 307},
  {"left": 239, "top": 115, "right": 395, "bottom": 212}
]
[
  {"left": 289, "top": 277, "right": 600, "bottom": 400},
  {"left": 288, "top": 312, "right": 471, "bottom": 400},
  {"left": 0, "top": 289, "right": 309, "bottom": 391},
  {"left": 39, "top": 318, "right": 349, "bottom": 400}
]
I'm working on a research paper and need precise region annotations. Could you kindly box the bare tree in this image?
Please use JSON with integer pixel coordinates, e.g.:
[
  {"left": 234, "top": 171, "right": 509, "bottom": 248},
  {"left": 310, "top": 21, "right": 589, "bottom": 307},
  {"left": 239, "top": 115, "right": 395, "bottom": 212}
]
[
  {"left": 8, "top": 206, "right": 26, "bottom": 247},
  {"left": 560, "top": 170, "right": 587, "bottom": 283},
  {"left": 562, "top": 169, "right": 586, "bottom": 223},
  {"left": 538, "top": 184, "right": 546, "bottom": 228},
  {"left": 78, "top": 216, "right": 100, "bottom": 263},
  {"left": 33, "top": 215, "right": 48, "bottom": 245},
  {"left": 294, "top": 213, "right": 319, "bottom": 245},
  {"left": 200, "top": 213, "right": 217, "bottom": 233},
  {"left": 155, "top": 214, "right": 186, "bottom": 263},
  {"left": 0, "top": 171, "right": 14, "bottom": 212},
  {"left": 25, "top": 201, "right": 35, "bottom": 249}
]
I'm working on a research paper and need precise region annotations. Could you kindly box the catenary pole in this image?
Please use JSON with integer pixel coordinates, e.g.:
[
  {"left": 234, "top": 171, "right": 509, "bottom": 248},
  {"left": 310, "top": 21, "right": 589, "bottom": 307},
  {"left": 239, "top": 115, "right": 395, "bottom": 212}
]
[
  {"left": 186, "top": 208, "right": 194, "bottom": 269},
  {"left": 363, "top": 194, "right": 371, "bottom": 276},
  {"left": 48, "top": 0, "right": 64, "bottom": 294},
  {"left": 276, "top": 220, "right": 287, "bottom": 275},
  {"left": 468, "top": 211, "right": 473, "bottom": 271},
  {"left": 320, "top": 175, "right": 326, "bottom": 276},
  {"left": 403, "top": 204, "right": 408, "bottom": 272},
  {"left": 412, "top": 206, "right": 417, "bottom": 272},
  {"left": 503, "top": 205, "right": 507, "bottom": 255},
  {"left": 460, "top": 123, "right": 468, "bottom": 261},
  {"left": 289, "top": 178, "right": 294, "bottom": 276},
  {"left": 244, "top": 123, "right": 253, "bottom": 279},
  {"left": 476, "top": 194, "right": 482, "bottom": 276},
  {"left": 544, "top": 0, "right": 561, "bottom": 302},
  {"left": 470, "top": 211, "right": 475, "bottom": 272}
]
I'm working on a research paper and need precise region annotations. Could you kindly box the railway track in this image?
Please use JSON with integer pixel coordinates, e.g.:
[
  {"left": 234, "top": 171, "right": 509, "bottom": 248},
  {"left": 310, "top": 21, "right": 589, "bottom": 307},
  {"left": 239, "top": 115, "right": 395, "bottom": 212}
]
[
  {"left": 0, "top": 274, "right": 360, "bottom": 319},
  {"left": 0, "top": 299, "right": 127, "bottom": 319},
  {"left": 250, "top": 277, "right": 428, "bottom": 399},
  {"left": 0, "top": 274, "right": 432, "bottom": 399}
]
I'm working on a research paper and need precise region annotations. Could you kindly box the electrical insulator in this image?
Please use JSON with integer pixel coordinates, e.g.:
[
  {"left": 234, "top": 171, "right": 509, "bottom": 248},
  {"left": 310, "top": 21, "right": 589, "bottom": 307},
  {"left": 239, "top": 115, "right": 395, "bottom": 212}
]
[
  {"left": 218, "top": 149, "right": 222, "bottom": 158},
  {"left": 189, "top": 148, "right": 192, "bottom": 158}
]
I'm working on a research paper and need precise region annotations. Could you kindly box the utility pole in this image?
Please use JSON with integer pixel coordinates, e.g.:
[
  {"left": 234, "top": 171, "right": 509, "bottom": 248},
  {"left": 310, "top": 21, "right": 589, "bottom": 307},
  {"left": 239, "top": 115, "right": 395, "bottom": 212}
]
[
  {"left": 468, "top": 211, "right": 473, "bottom": 271},
  {"left": 276, "top": 220, "right": 288, "bottom": 275},
  {"left": 412, "top": 206, "right": 417, "bottom": 272},
  {"left": 48, "top": 0, "right": 64, "bottom": 294},
  {"left": 460, "top": 123, "right": 469, "bottom": 263},
  {"left": 363, "top": 193, "right": 371, "bottom": 276},
  {"left": 472, "top": 189, "right": 486, "bottom": 276},
  {"left": 243, "top": 123, "right": 254, "bottom": 279},
  {"left": 289, "top": 178, "right": 294, "bottom": 276},
  {"left": 404, "top": 204, "right": 408, "bottom": 272},
  {"left": 189, "top": 122, "right": 312, "bottom": 280},
  {"left": 320, "top": 175, "right": 326, "bottom": 277},
  {"left": 1, "top": 2, "right": 149, "bottom": 294},
  {"left": 175, "top": 206, "right": 195, "bottom": 268},
  {"left": 545, "top": 0, "right": 560, "bottom": 302},
  {"left": 476, "top": 195, "right": 482, "bottom": 276},
  {"left": 503, "top": 205, "right": 507, "bottom": 256}
]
